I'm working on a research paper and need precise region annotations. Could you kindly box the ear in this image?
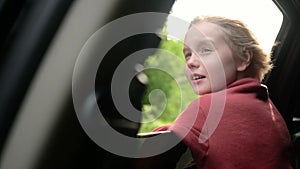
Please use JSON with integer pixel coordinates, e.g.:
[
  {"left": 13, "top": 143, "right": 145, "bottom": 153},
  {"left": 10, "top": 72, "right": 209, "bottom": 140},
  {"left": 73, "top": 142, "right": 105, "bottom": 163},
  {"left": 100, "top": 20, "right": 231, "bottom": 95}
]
[{"left": 237, "top": 49, "right": 252, "bottom": 72}]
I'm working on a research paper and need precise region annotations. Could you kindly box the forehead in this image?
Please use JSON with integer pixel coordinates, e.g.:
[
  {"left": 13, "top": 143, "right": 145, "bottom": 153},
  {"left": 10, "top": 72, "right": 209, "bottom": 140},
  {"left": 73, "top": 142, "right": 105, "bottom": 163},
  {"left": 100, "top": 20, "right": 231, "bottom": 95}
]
[{"left": 184, "top": 22, "right": 227, "bottom": 47}]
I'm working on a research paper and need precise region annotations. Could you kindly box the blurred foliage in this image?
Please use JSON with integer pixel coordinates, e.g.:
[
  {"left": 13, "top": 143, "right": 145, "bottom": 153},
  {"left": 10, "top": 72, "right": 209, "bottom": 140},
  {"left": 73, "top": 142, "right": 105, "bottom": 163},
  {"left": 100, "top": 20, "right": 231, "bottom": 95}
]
[{"left": 139, "top": 30, "right": 198, "bottom": 133}]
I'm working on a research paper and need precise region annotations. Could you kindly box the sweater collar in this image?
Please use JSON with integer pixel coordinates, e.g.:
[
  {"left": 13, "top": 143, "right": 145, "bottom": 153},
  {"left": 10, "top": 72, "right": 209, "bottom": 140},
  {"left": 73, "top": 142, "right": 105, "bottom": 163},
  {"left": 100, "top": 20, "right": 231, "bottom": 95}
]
[{"left": 226, "top": 78, "right": 269, "bottom": 101}]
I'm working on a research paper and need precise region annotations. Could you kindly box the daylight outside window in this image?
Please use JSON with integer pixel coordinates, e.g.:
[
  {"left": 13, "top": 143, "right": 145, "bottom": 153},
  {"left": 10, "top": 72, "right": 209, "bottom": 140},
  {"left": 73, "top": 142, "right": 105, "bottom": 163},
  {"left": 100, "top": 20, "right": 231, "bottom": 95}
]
[{"left": 139, "top": 0, "right": 283, "bottom": 133}]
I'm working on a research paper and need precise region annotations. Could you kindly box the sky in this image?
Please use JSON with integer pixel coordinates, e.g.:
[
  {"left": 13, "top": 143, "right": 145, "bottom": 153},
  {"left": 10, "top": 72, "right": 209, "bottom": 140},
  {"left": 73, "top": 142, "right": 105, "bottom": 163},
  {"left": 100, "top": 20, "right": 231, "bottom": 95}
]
[{"left": 166, "top": 0, "right": 283, "bottom": 53}]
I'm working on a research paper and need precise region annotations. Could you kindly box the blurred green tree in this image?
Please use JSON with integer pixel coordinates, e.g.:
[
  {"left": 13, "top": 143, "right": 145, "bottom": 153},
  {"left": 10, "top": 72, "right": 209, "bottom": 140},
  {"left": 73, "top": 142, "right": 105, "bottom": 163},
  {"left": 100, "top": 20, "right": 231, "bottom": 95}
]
[{"left": 139, "top": 29, "right": 198, "bottom": 133}]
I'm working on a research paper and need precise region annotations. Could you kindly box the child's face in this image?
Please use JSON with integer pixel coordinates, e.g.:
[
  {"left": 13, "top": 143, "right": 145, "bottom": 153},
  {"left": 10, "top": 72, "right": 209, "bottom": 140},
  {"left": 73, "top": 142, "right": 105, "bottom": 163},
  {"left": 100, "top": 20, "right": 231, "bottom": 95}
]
[{"left": 183, "top": 22, "right": 238, "bottom": 95}]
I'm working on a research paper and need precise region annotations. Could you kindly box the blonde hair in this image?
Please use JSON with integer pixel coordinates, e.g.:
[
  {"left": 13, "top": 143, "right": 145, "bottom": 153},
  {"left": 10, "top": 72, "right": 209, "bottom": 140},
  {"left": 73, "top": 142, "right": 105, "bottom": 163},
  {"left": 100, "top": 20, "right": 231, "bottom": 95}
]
[{"left": 190, "top": 16, "right": 272, "bottom": 81}]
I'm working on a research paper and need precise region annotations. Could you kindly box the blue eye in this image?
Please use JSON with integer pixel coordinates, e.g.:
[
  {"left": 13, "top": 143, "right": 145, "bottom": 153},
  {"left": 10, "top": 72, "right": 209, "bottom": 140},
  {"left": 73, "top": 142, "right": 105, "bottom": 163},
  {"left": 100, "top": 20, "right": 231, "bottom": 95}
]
[
  {"left": 202, "top": 48, "right": 212, "bottom": 53},
  {"left": 197, "top": 48, "right": 213, "bottom": 56}
]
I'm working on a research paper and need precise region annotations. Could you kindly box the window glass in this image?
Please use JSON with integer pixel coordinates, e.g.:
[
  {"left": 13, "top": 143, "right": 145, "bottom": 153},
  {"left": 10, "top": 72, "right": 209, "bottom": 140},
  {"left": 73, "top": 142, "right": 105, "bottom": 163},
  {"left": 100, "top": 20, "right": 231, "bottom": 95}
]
[{"left": 139, "top": 0, "right": 283, "bottom": 133}]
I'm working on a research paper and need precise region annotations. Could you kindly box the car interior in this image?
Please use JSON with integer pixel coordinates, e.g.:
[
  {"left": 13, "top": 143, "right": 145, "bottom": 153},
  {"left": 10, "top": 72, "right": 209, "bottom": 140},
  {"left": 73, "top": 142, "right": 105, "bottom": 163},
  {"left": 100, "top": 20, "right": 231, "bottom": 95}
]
[{"left": 0, "top": 0, "right": 299, "bottom": 169}]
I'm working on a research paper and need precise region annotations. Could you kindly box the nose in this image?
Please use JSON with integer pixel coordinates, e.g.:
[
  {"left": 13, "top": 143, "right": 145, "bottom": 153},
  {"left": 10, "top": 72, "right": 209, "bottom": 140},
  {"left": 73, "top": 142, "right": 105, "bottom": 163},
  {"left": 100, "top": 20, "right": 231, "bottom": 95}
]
[{"left": 186, "top": 53, "right": 201, "bottom": 69}]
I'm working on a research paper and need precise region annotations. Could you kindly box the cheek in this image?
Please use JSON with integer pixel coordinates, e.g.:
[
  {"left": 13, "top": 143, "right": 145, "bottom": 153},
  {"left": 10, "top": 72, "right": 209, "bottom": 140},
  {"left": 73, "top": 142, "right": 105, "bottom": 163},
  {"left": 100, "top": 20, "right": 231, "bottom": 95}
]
[
  {"left": 201, "top": 57, "right": 219, "bottom": 78},
  {"left": 202, "top": 53, "right": 235, "bottom": 88},
  {"left": 222, "top": 55, "right": 237, "bottom": 79}
]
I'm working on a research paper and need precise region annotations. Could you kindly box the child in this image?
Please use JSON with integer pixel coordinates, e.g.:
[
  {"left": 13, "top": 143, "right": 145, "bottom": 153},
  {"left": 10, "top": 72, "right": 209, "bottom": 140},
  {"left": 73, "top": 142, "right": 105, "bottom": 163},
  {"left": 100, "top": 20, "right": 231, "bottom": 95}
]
[{"left": 151, "top": 16, "right": 293, "bottom": 169}]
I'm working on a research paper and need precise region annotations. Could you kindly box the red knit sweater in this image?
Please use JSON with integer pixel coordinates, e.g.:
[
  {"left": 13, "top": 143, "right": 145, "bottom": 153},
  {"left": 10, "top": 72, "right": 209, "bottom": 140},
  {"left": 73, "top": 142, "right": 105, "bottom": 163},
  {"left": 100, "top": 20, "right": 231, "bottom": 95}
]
[{"left": 154, "top": 78, "right": 293, "bottom": 169}]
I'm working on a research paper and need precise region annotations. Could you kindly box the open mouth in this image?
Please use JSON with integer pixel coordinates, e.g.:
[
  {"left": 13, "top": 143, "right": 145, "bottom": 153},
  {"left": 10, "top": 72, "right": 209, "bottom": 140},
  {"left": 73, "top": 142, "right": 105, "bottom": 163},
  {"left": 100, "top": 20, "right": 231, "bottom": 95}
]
[{"left": 192, "top": 75, "right": 206, "bottom": 80}]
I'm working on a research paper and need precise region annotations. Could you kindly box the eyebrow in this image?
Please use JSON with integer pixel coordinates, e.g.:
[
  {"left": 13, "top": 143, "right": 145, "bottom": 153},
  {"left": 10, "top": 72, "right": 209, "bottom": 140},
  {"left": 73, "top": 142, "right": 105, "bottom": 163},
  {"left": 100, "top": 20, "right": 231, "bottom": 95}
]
[
  {"left": 196, "top": 39, "right": 215, "bottom": 45},
  {"left": 183, "top": 39, "right": 215, "bottom": 53},
  {"left": 184, "top": 38, "right": 215, "bottom": 46}
]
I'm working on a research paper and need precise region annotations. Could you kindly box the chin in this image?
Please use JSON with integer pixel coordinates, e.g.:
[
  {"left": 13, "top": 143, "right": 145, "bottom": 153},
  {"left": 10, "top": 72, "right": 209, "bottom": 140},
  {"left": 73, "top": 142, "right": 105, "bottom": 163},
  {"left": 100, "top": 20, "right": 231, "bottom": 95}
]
[
  {"left": 194, "top": 89, "right": 210, "bottom": 96},
  {"left": 194, "top": 91, "right": 201, "bottom": 95},
  {"left": 192, "top": 84, "right": 211, "bottom": 95}
]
